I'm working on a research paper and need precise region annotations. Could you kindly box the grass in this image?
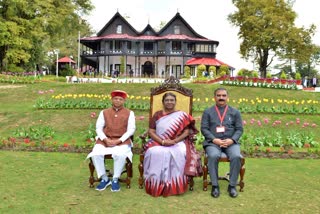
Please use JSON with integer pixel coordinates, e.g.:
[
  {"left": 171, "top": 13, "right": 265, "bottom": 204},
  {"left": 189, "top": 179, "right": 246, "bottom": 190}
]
[{"left": 1, "top": 150, "right": 320, "bottom": 213}]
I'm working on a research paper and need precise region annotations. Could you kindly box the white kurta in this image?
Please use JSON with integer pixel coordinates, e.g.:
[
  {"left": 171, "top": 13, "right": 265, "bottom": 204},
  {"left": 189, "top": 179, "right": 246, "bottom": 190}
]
[{"left": 86, "top": 109, "right": 136, "bottom": 178}]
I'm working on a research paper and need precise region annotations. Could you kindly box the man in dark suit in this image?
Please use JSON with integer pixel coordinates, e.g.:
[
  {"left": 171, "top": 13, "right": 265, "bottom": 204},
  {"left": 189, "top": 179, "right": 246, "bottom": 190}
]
[{"left": 201, "top": 88, "right": 243, "bottom": 198}]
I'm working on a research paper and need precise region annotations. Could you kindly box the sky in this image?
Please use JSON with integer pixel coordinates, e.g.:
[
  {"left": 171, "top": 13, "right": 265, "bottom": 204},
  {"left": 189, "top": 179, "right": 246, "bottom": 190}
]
[{"left": 85, "top": 0, "right": 320, "bottom": 72}]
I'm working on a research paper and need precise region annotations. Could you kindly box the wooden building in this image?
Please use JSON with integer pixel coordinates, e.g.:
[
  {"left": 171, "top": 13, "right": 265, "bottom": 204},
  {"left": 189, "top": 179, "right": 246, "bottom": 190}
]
[{"left": 80, "top": 12, "right": 231, "bottom": 78}]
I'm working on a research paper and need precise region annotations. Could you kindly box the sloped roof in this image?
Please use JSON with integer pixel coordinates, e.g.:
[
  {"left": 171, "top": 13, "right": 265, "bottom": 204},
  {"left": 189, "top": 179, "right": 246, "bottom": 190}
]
[
  {"left": 139, "top": 24, "right": 157, "bottom": 36},
  {"left": 57, "top": 56, "right": 76, "bottom": 63},
  {"left": 186, "top": 57, "right": 233, "bottom": 68},
  {"left": 158, "top": 12, "right": 207, "bottom": 39},
  {"left": 82, "top": 12, "right": 217, "bottom": 43}
]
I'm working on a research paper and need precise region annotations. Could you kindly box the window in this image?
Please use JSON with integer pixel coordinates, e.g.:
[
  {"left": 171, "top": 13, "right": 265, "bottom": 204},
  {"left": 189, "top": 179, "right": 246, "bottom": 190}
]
[
  {"left": 127, "top": 41, "right": 132, "bottom": 50},
  {"left": 109, "top": 41, "right": 113, "bottom": 50},
  {"left": 172, "top": 41, "right": 181, "bottom": 51},
  {"left": 196, "top": 44, "right": 214, "bottom": 53},
  {"left": 115, "top": 41, "right": 122, "bottom": 51},
  {"left": 187, "top": 43, "right": 195, "bottom": 52},
  {"left": 116, "top": 25, "right": 122, "bottom": 34},
  {"left": 144, "top": 42, "right": 153, "bottom": 51},
  {"left": 158, "top": 41, "right": 166, "bottom": 51},
  {"left": 174, "top": 25, "right": 180, "bottom": 34}
]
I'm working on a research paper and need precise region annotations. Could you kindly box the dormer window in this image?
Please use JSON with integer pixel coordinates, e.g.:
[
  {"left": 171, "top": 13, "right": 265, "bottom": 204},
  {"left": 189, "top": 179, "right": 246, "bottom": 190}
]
[
  {"left": 116, "top": 25, "right": 122, "bottom": 34},
  {"left": 174, "top": 25, "right": 180, "bottom": 34}
]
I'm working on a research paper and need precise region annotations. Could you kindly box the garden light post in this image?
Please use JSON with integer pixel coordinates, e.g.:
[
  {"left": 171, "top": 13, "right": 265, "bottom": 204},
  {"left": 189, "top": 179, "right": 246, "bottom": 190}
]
[
  {"left": 77, "top": 30, "right": 80, "bottom": 74},
  {"left": 54, "top": 49, "right": 59, "bottom": 78},
  {"left": 77, "top": 18, "right": 82, "bottom": 75}
]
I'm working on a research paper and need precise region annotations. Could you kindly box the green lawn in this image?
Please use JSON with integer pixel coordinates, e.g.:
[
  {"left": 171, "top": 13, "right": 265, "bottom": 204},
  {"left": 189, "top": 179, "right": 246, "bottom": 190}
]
[{"left": 1, "top": 151, "right": 319, "bottom": 213}]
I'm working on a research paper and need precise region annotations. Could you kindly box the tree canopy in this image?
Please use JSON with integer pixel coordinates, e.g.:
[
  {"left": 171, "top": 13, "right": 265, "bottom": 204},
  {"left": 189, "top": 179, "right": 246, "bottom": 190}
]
[
  {"left": 228, "top": 0, "right": 317, "bottom": 78},
  {"left": 0, "top": 0, "right": 94, "bottom": 72}
]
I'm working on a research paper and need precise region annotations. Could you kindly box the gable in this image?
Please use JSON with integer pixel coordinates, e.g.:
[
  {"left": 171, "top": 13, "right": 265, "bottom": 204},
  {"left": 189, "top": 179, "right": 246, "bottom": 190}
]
[
  {"left": 158, "top": 12, "right": 206, "bottom": 39},
  {"left": 140, "top": 24, "right": 158, "bottom": 36},
  {"left": 97, "top": 12, "right": 138, "bottom": 37}
]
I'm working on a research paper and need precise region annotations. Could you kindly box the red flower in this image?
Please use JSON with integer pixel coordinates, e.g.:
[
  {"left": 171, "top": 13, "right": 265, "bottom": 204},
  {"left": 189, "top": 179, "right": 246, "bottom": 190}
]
[
  {"left": 9, "top": 137, "right": 16, "bottom": 143},
  {"left": 266, "top": 148, "right": 271, "bottom": 153},
  {"left": 63, "top": 143, "right": 69, "bottom": 147},
  {"left": 24, "top": 138, "right": 30, "bottom": 144},
  {"left": 303, "top": 143, "right": 311, "bottom": 148},
  {"left": 287, "top": 150, "right": 294, "bottom": 155}
]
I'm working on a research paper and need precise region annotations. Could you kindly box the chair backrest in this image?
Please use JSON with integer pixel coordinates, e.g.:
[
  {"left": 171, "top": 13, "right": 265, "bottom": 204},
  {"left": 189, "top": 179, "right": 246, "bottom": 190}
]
[{"left": 149, "top": 76, "right": 193, "bottom": 120}]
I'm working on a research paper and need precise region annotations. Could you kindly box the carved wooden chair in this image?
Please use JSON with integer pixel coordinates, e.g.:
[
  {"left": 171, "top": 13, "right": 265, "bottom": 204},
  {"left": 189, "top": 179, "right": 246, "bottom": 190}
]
[
  {"left": 202, "top": 153, "right": 245, "bottom": 192},
  {"left": 88, "top": 136, "right": 133, "bottom": 189},
  {"left": 138, "top": 76, "right": 196, "bottom": 190}
]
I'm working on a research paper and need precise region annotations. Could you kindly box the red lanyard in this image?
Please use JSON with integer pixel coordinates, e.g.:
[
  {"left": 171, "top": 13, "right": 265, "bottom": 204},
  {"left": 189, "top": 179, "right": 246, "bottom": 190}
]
[{"left": 215, "top": 105, "right": 228, "bottom": 126}]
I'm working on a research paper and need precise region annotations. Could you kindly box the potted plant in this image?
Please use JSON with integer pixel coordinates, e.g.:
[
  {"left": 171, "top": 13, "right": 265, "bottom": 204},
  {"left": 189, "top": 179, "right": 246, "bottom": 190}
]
[
  {"left": 295, "top": 72, "right": 302, "bottom": 85},
  {"left": 252, "top": 71, "right": 259, "bottom": 83},
  {"left": 280, "top": 71, "right": 287, "bottom": 84},
  {"left": 266, "top": 72, "right": 272, "bottom": 83}
]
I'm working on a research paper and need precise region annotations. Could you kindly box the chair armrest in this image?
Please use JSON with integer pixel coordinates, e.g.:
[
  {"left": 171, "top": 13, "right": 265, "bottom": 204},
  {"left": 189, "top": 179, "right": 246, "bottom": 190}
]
[{"left": 139, "top": 130, "right": 148, "bottom": 141}]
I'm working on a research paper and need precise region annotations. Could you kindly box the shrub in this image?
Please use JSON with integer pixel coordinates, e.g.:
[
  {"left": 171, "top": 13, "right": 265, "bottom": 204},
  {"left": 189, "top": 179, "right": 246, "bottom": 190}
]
[
  {"left": 295, "top": 72, "right": 301, "bottom": 80},
  {"left": 280, "top": 71, "right": 287, "bottom": 79},
  {"left": 266, "top": 72, "right": 272, "bottom": 78},
  {"left": 197, "top": 64, "right": 206, "bottom": 77},
  {"left": 184, "top": 66, "right": 191, "bottom": 78},
  {"left": 219, "top": 65, "right": 229, "bottom": 75}
]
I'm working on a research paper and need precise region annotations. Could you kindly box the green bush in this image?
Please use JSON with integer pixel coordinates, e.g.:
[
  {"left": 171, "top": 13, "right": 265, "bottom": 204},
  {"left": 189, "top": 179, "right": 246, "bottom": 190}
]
[
  {"left": 59, "top": 65, "right": 76, "bottom": 77},
  {"left": 197, "top": 64, "right": 206, "bottom": 77},
  {"left": 280, "top": 71, "right": 287, "bottom": 79},
  {"left": 266, "top": 72, "right": 272, "bottom": 78},
  {"left": 184, "top": 66, "right": 191, "bottom": 78}
]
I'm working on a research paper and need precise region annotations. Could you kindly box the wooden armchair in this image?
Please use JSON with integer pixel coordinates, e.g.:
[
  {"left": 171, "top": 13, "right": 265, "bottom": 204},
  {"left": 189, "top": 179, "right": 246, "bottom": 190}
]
[
  {"left": 138, "top": 76, "right": 196, "bottom": 190},
  {"left": 88, "top": 137, "right": 133, "bottom": 189},
  {"left": 202, "top": 153, "right": 245, "bottom": 192}
]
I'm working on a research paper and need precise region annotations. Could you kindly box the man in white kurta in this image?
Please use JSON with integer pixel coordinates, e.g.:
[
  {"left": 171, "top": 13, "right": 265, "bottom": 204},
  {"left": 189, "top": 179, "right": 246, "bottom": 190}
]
[{"left": 86, "top": 90, "right": 136, "bottom": 192}]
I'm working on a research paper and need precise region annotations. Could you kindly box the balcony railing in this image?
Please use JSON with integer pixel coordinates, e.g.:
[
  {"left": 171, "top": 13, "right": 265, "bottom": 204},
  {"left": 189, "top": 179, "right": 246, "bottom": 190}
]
[{"left": 82, "top": 49, "right": 193, "bottom": 56}]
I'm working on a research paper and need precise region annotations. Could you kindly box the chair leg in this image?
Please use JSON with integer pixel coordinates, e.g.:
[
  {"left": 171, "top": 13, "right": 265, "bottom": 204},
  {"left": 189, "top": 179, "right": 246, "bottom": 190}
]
[
  {"left": 88, "top": 158, "right": 95, "bottom": 188},
  {"left": 203, "top": 157, "right": 208, "bottom": 191},
  {"left": 188, "top": 176, "right": 194, "bottom": 191},
  {"left": 125, "top": 158, "right": 132, "bottom": 189},
  {"left": 138, "top": 154, "right": 144, "bottom": 189},
  {"left": 239, "top": 159, "right": 245, "bottom": 192}
]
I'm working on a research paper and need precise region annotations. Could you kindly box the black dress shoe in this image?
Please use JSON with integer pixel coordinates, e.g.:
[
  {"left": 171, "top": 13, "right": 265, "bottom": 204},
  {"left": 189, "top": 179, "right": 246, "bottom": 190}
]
[
  {"left": 228, "top": 185, "right": 238, "bottom": 198},
  {"left": 211, "top": 186, "right": 220, "bottom": 198}
]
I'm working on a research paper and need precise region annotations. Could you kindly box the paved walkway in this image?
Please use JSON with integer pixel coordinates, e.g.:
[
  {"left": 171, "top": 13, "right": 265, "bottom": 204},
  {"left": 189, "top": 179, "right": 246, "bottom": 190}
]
[{"left": 66, "top": 76, "right": 192, "bottom": 84}]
